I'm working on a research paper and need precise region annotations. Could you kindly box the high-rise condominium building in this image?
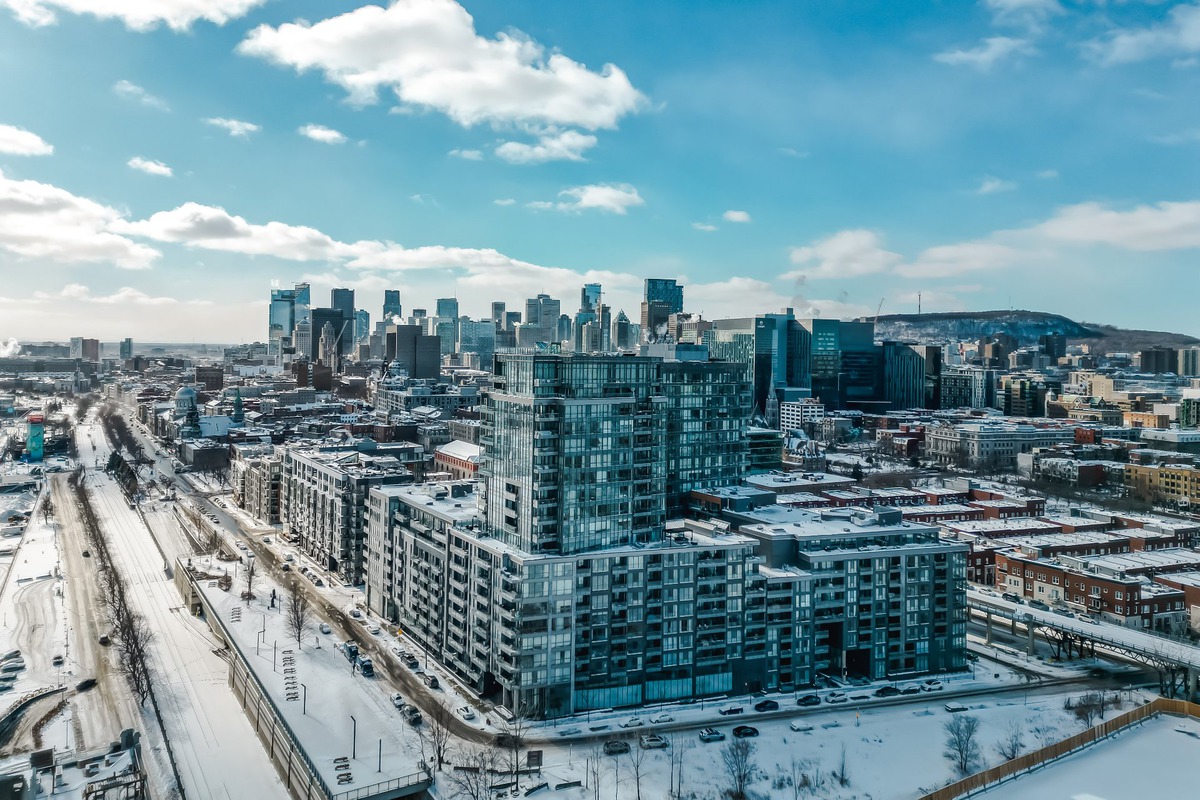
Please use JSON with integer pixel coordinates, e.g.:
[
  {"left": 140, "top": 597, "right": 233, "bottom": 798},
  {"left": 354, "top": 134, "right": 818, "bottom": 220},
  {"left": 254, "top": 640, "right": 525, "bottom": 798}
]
[
  {"left": 331, "top": 288, "right": 356, "bottom": 356},
  {"left": 383, "top": 290, "right": 402, "bottom": 322}
]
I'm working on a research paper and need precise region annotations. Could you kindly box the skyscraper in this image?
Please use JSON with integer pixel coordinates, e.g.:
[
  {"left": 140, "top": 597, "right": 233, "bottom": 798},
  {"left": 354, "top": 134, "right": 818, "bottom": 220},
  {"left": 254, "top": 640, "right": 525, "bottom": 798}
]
[
  {"left": 490, "top": 301, "right": 506, "bottom": 329},
  {"left": 644, "top": 278, "right": 684, "bottom": 314},
  {"left": 382, "top": 290, "right": 402, "bottom": 322},
  {"left": 435, "top": 298, "right": 459, "bottom": 321},
  {"left": 355, "top": 309, "right": 371, "bottom": 344},
  {"left": 330, "top": 288, "right": 356, "bottom": 356},
  {"left": 119, "top": 337, "right": 133, "bottom": 361}
]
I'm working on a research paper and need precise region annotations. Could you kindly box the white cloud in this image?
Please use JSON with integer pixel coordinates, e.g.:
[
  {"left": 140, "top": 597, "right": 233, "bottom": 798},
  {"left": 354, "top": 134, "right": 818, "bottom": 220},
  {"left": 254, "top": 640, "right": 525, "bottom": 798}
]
[
  {"left": 976, "top": 175, "right": 1016, "bottom": 194},
  {"left": 1031, "top": 200, "right": 1200, "bottom": 250},
  {"left": 237, "top": 0, "right": 646, "bottom": 131},
  {"left": 298, "top": 124, "right": 347, "bottom": 145},
  {"left": 0, "top": 0, "right": 265, "bottom": 30},
  {"left": 1087, "top": 3, "right": 1200, "bottom": 65},
  {"left": 127, "top": 157, "right": 173, "bottom": 177},
  {"left": 35, "top": 283, "right": 181, "bottom": 305},
  {"left": 1150, "top": 129, "right": 1200, "bottom": 145},
  {"left": 0, "top": 123, "right": 53, "bottom": 155},
  {"left": 495, "top": 129, "right": 597, "bottom": 164},
  {"left": 112, "top": 79, "right": 168, "bottom": 110},
  {"left": 722, "top": 210, "right": 752, "bottom": 223},
  {"left": 983, "top": 0, "right": 1061, "bottom": 28},
  {"left": 786, "top": 229, "right": 903, "bottom": 279},
  {"left": 112, "top": 202, "right": 347, "bottom": 261},
  {"left": 692, "top": 222, "right": 717, "bottom": 232},
  {"left": 529, "top": 183, "right": 644, "bottom": 215},
  {"left": 1036, "top": 169, "right": 1059, "bottom": 179},
  {"left": 203, "top": 117, "right": 261, "bottom": 137},
  {"left": 449, "top": 148, "right": 483, "bottom": 160},
  {"left": 897, "top": 241, "right": 1020, "bottom": 278},
  {"left": 934, "top": 37, "right": 1029, "bottom": 70},
  {"left": 493, "top": 198, "right": 516, "bottom": 206},
  {"left": 0, "top": 168, "right": 159, "bottom": 269}
]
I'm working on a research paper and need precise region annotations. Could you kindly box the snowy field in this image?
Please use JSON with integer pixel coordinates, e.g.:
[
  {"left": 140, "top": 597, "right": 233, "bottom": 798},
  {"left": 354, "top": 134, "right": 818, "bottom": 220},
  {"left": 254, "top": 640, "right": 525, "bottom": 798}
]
[{"left": 979, "top": 713, "right": 1200, "bottom": 800}]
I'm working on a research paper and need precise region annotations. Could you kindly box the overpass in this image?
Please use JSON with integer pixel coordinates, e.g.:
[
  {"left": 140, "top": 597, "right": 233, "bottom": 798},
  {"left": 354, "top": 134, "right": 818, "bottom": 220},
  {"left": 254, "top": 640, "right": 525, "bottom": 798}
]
[{"left": 968, "top": 588, "right": 1200, "bottom": 699}]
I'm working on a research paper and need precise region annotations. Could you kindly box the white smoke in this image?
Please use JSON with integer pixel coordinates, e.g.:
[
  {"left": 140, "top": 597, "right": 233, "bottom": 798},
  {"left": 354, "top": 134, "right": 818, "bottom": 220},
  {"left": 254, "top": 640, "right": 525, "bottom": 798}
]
[{"left": 0, "top": 338, "right": 19, "bottom": 357}]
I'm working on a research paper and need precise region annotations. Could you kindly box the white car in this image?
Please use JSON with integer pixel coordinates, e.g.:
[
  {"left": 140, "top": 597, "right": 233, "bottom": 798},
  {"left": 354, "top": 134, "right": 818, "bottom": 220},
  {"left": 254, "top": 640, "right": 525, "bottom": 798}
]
[
  {"left": 456, "top": 706, "right": 476, "bottom": 721},
  {"left": 348, "top": 608, "right": 363, "bottom": 619},
  {"left": 649, "top": 713, "right": 675, "bottom": 724},
  {"left": 619, "top": 717, "right": 644, "bottom": 728},
  {"left": 319, "top": 623, "right": 332, "bottom": 635},
  {"left": 367, "top": 624, "right": 381, "bottom": 635},
  {"left": 391, "top": 692, "right": 405, "bottom": 708},
  {"left": 789, "top": 720, "right": 814, "bottom": 732}
]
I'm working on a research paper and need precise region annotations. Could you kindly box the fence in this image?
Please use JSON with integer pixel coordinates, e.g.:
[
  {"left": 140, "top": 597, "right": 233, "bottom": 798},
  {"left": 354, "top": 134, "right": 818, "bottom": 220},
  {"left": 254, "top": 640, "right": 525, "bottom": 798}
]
[{"left": 919, "top": 698, "right": 1200, "bottom": 800}]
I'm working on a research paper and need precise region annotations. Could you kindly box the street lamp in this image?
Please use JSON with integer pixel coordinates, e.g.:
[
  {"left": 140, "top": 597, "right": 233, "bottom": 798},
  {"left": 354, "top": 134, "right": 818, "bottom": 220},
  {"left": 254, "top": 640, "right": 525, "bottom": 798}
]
[
  {"left": 350, "top": 715, "right": 357, "bottom": 760},
  {"left": 301, "top": 682, "right": 307, "bottom": 715}
]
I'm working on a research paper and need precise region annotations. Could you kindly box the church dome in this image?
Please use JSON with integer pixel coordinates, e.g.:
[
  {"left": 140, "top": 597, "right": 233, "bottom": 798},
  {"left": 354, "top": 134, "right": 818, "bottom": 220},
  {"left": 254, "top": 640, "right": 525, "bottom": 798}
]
[{"left": 174, "top": 386, "right": 197, "bottom": 402}]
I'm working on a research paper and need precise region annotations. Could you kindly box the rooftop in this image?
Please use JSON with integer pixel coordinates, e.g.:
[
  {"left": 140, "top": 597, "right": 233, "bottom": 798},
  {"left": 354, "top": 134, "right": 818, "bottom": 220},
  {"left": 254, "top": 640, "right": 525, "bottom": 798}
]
[{"left": 943, "top": 518, "right": 1062, "bottom": 535}]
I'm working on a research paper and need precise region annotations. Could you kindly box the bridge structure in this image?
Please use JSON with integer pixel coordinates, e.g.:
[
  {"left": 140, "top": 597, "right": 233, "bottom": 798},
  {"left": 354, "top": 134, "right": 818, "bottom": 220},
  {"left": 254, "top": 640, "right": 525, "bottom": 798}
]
[{"left": 967, "top": 589, "right": 1200, "bottom": 700}]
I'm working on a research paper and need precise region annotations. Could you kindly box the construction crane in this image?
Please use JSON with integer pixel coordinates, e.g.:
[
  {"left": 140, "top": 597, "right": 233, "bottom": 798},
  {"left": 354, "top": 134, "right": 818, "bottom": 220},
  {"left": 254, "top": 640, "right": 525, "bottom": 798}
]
[{"left": 873, "top": 298, "right": 885, "bottom": 325}]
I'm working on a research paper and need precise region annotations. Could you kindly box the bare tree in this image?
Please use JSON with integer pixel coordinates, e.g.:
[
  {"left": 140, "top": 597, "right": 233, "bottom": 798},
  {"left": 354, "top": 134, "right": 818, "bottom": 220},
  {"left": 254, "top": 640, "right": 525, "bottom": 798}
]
[
  {"left": 1071, "top": 691, "right": 1107, "bottom": 728},
  {"left": 585, "top": 745, "right": 605, "bottom": 800},
  {"left": 831, "top": 744, "right": 850, "bottom": 787},
  {"left": 242, "top": 557, "right": 257, "bottom": 603},
  {"left": 115, "top": 612, "right": 155, "bottom": 706},
  {"left": 787, "top": 756, "right": 818, "bottom": 799},
  {"left": 667, "top": 734, "right": 694, "bottom": 798},
  {"left": 943, "top": 714, "right": 983, "bottom": 775},
  {"left": 40, "top": 494, "right": 55, "bottom": 526},
  {"left": 720, "top": 739, "right": 758, "bottom": 800},
  {"left": 495, "top": 708, "right": 533, "bottom": 785},
  {"left": 624, "top": 738, "right": 649, "bottom": 800},
  {"left": 996, "top": 721, "right": 1025, "bottom": 761},
  {"left": 284, "top": 587, "right": 312, "bottom": 648},
  {"left": 423, "top": 702, "right": 455, "bottom": 772},
  {"left": 445, "top": 744, "right": 498, "bottom": 800}
]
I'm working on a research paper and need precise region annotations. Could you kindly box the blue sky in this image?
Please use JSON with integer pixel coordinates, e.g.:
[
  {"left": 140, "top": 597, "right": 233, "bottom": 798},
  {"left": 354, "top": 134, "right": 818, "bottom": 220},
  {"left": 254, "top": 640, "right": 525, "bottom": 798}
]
[{"left": 1, "top": 0, "right": 1199, "bottom": 343}]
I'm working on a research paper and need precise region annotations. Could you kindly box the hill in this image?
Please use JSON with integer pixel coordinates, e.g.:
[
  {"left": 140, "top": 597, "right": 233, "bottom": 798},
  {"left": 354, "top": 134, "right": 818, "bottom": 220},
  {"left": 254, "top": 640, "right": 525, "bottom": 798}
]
[{"left": 867, "top": 310, "right": 1198, "bottom": 353}]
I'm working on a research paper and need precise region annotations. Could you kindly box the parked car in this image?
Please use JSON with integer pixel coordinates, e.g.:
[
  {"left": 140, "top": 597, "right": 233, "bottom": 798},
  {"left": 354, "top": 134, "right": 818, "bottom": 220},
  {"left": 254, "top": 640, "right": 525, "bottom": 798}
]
[
  {"left": 825, "top": 692, "right": 849, "bottom": 704},
  {"left": 789, "top": 720, "right": 814, "bottom": 732},
  {"left": 1001, "top": 592, "right": 1023, "bottom": 604},
  {"left": 367, "top": 624, "right": 381, "bottom": 635},
  {"left": 717, "top": 706, "right": 744, "bottom": 716},
  {"left": 619, "top": 717, "right": 644, "bottom": 728},
  {"left": 698, "top": 728, "right": 725, "bottom": 743},
  {"left": 603, "top": 740, "right": 630, "bottom": 756},
  {"left": 422, "top": 674, "right": 439, "bottom": 689},
  {"left": 98, "top": 634, "right": 111, "bottom": 646},
  {"left": 319, "top": 623, "right": 332, "bottom": 635},
  {"left": 639, "top": 734, "right": 669, "bottom": 750},
  {"left": 796, "top": 693, "right": 821, "bottom": 707},
  {"left": 51, "top": 655, "right": 64, "bottom": 667},
  {"left": 281, "top": 563, "right": 290, "bottom": 572},
  {"left": 81, "top": 550, "right": 90, "bottom": 558},
  {"left": 1030, "top": 600, "right": 1050, "bottom": 611},
  {"left": 921, "top": 680, "right": 944, "bottom": 692},
  {"left": 945, "top": 702, "right": 969, "bottom": 713},
  {"left": 348, "top": 608, "right": 363, "bottom": 619},
  {"left": 356, "top": 656, "right": 374, "bottom": 677},
  {"left": 456, "top": 706, "right": 476, "bottom": 721},
  {"left": 391, "top": 692, "right": 405, "bottom": 708},
  {"left": 874, "top": 686, "right": 901, "bottom": 698},
  {"left": 899, "top": 684, "right": 922, "bottom": 695},
  {"left": 403, "top": 655, "right": 420, "bottom": 670},
  {"left": 649, "top": 713, "right": 675, "bottom": 724},
  {"left": 753, "top": 699, "right": 779, "bottom": 712},
  {"left": 732, "top": 726, "right": 759, "bottom": 738},
  {"left": 402, "top": 706, "right": 422, "bottom": 726}
]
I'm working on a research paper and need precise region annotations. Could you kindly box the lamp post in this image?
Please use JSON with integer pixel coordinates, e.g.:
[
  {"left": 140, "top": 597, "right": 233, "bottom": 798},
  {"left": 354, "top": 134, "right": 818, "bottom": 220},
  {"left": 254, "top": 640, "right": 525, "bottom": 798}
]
[
  {"left": 301, "top": 682, "right": 307, "bottom": 716},
  {"left": 350, "top": 715, "right": 357, "bottom": 760}
]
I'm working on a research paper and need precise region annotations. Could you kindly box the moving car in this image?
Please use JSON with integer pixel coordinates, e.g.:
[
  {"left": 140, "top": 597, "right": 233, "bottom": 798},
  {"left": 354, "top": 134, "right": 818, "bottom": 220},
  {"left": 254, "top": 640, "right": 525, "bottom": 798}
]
[
  {"left": 1029, "top": 600, "right": 1050, "bottom": 611},
  {"left": 649, "top": 713, "right": 674, "bottom": 724},
  {"left": 422, "top": 674, "right": 439, "bottom": 689},
  {"left": 1001, "top": 592, "right": 1023, "bottom": 604},
  {"left": 753, "top": 699, "right": 779, "bottom": 712},
  {"left": 732, "top": 726, "right": 759, "bottom": 738},
  {"left": 456, "top": 706, "right": 476, "bottom": 721},
  {"left": 402, "top": 706, "right": 422, "bottom": 726},
  {"left": 639, "top": 734, "right": 669, "bottom": 750},
  {"left": 698, "top": 728, "right": 725, "bottom": 743},
  {"left": 603, "top": 740, "right": 630, "bottom": 755},
  {"left": 52, "top": 655, "right": 64, "bottom": 667}
]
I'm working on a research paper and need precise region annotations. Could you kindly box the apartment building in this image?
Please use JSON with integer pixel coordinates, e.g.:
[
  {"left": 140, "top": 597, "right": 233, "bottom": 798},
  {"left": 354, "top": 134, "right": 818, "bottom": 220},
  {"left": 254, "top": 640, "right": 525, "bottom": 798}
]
[
  {"left": 230, "top": 444, "right": 282, "bottom": 525},
  {"left": 281, "top": 445, "right": 414, "bottom": 584}
]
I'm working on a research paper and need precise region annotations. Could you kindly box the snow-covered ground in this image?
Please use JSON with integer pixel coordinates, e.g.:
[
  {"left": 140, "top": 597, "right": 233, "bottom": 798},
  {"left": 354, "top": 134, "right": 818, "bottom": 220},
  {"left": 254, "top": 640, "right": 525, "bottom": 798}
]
[
  {"left": 75, "top": 421, "right": 289, "bottom": 800},
  {"left": 979, "top": 712, "right": 1200, "bottom": 799}
]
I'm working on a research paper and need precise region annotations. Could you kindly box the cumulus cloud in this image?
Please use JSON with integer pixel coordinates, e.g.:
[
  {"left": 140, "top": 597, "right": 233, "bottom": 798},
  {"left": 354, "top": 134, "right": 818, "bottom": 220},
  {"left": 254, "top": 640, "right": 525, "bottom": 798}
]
[
  {"left": 976, "top": 175, "right": 1016, "bottom": 194},
  {"left": 529, "top": 183, "right": 644, "bottom": 215},
  {"left": 786, "top": 230, "right": 904, "bottom": 279},
  {"left": 692, "top": 223, "right": 717, "bottom": 232},
  {"left": 722, "top": 210, "right": 751, "bottom": 223},
  {"left": 127, "top": 157, "right": 173, "bottom": 177},
  {"left": 0, "top": 123, "right": 53, "bottom": 155},
  {"left": 0, "top": 0, "right": 265, "bottom": 30},
  {"left": 298, "top": 124, "right": 347, "bottom": 144},
  {"left": 113, "top": 79, "right": 169, "bottom": 110},
  {"left": 203, "top": 117, "right": 261, "bottom": 137},
  {"left": 238, "top": 0, "right": 646, "bottom": 133},
  {"left": 897, "top": 241, "right": 1020, "bottom": 278},
  {"left": 0, "top": 168, "right": 159, "bottom": 269},
  {"left": 934, "top": 37, "right": 1030, "bottom": 70},
  {"left": 449, "top": 148, "right": 483, "bottom": 160},
  {"left": 493, "top": 198, "right": 516, "bottom": 206},
  {"left": 1031, "top": 200, "right": 1200, "bottom": 250},
  {"left": 984, "top": 0, "right": 1061, "bottom": 28},
  {"left": 1036, "top": 169, "right": 1059, "bottom": 179},
  {"left": 1087, "top": 3, "right": 1200, "bottom": 65},
  {"left": 34, "top": 284, "right": 182, "bottom": 305},
  {"left": 495, "top": 130, "right": 598, "bottom": 164}
]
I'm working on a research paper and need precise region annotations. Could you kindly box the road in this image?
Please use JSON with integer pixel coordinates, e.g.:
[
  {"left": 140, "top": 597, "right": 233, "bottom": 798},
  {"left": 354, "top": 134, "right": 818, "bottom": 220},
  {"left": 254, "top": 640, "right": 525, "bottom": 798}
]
[{"left": 78, "top": 419, "right": 289, "bottom": 800}]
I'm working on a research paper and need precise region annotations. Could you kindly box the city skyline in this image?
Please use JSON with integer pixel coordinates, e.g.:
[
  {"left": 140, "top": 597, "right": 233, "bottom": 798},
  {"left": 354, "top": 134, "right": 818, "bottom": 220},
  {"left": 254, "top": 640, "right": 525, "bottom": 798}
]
[{"left": 3, "top": 0, "right": 1200, "bottom": 342}]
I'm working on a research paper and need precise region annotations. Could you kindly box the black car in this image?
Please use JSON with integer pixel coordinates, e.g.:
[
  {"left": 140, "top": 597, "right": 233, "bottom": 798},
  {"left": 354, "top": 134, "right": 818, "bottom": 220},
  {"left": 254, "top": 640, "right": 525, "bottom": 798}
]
[
  {"left": 603, "top": 740, "right": 631, "bottom": 755},
  {"left": 732, "top": 726, "right": 759, "bottom": 738},
  {"left": 899, "top": 685, "right": 922, "bottom": 695},
  {"left": 874, "top": 686, "right": 901, "bottom": 698},
  {"left": 796, "top": 693, "right": 821, "bottom": 707},
  {"left": 753, "top": 699, "right": 779, "bottom": 712}
]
